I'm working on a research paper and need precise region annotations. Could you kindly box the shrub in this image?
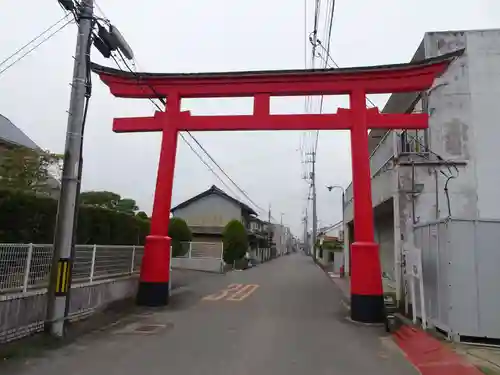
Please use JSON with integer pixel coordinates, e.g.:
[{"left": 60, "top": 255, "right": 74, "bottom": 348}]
[
  {"left": 222, "top": 220, "right": 248, "bottom": 264},
  {"left": 168, "top": 217, "right": 192, "bottom": 257},
  {"left": 0, "top": 189, "right": 150, "bottom": 245}
]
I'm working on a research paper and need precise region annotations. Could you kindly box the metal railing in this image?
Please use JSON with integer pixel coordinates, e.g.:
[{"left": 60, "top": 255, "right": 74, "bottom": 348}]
[
  {"left": 178, "top": 241, "right": 224, "bottom": 259},
  {"left": 398, "top": 130, "right": 429, "bottom": 155},
  {"left": 0, "top": 244, "right": 143, "bottom": 294}
]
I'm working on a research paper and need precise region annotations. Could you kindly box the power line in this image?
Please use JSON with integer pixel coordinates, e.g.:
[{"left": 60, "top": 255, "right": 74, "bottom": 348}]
[
  {"left": 109, "top": 46, "right": 271, "bottom": 219},
  {"left": 315, "top": 42, "right": 378, "bottom": 108},
  {"left": 94, "top": 1, "right": 109, "bottom": 20},
  {"left": 178, "top": 133, "right": 244, "bottom": 200},
  {"left": 90, "top": 2, "right": 274, "bottom": 220},
  {"left": 108, "top": 52, "right": 242, "bottom": 198},
  {"left": 0, "top": 13, "right": 72, "bottom": 69},
  {"left": 0, "top": 17, "right": 74, "bottom": 77}
]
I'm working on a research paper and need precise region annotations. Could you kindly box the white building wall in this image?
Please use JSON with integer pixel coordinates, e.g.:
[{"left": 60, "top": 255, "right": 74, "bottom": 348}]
[
  {"left": 467, "top": 30, "right": 500, "bottom": 219},
  {"left": 399, "top": 29, "right": 500, "bottom": 231},
  {"left": 344, "top": 29, "right": 500, "bottom": 305}
]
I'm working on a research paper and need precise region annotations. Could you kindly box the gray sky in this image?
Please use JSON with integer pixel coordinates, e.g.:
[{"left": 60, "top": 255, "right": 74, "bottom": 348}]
[{"left": 1, "top": 0, "right": 499, "bottom": 235}]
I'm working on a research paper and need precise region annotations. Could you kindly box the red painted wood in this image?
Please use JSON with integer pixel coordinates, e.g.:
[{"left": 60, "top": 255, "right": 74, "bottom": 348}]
[
  {"left": 350, "top": 90, "right": 375, "bottom": 242},
  {"left": 97, "top": 60, "right": 451, "bottom": 99},
  {"left": 112, "top": 110, "right": 427, "bottom": 133},
  {"left": 140, "top": 92, "right": 181, "bottom": 284}
]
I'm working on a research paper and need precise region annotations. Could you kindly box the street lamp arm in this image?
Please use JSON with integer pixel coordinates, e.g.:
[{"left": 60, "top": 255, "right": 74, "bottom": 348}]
[{"left": 326, "top": 184, "right": 345, "bottom": 193}]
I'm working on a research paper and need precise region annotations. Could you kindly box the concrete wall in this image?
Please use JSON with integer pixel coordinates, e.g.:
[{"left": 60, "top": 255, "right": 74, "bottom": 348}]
[
  {"left": 344, "top": 29, "right": 500, "bottom": 305},
  {"left": 374, "top": 201, "right": 395, "bottom": 285},
  {"left": 344, "top": 169, "right": 395, "bottom": 223},
  {"left": 173, "top": 194, "right": 242, "bottom": 227},
  {"left": 467, "top": 30, "right": 500, "bottom": 219},
  {"left": 396, "top": 30, "right": 500, "bottom": 236},
  {"left": 415, "top": 219, "right": 500, "bottom": 341},
  {"left": 0, "top": 277, "right": 138, "bottom": 344}
]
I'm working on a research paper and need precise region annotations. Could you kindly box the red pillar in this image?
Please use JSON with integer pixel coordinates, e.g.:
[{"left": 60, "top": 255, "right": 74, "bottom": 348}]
[
  {"left": 349, "top": 89, "right": 384, "bottom": 323},
  {"left": 136, "top": 94, "right": 180, "bottom": 306}
]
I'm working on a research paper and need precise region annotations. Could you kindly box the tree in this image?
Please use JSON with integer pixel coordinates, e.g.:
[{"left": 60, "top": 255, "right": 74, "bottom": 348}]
[
  {"left": 80, "top": 191, "right": 121, "bottom": 209},
  {"left": 0, "top": 189, "right": 150, "bottom": 245},
  {"left": 168, "top": 217, "right": 192, "bottom": 257},
  {"left": 0, "top": 147, "right": 62, "bottom": 195},
  {"left": 80, "top": 191, "right": 139, "bottom": 215},
  {"left": 136, "top": 211, "right": 149, "bottom": 220},
  {"left": 116, "top": 198, "right": 139, "bottom": 214},
  {"left": 222, "top": 219, "right": 248, "bottom": 264}
]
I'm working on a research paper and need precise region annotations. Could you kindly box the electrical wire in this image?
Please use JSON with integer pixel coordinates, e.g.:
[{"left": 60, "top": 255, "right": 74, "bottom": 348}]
[
  {"left": 398, "top": 127, "right": 459, "bottom": 219},
  {"left": 108, "top": 51, "right": 242, "bottom": 200},
  {"left": 94, "top": 1, "right": 109, "bottom": 21},
  {"left": 106, "top": 44, "right": 271, "bottom": 219},
  {"left": 0, "top": 18, "right": 74, "bottom": 77},
  {"left": 0, "top": 13, "right": 72, "bottom": 69}
]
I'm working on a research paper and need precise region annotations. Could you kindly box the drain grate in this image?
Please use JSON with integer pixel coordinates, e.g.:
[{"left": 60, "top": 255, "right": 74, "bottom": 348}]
[{"left": 113, "top": 322, "right": 173, "bottom": 335}]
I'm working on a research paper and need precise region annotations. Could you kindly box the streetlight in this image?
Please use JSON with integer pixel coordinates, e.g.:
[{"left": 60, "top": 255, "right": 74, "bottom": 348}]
[{"left": 326, "top": 185, "right": 347, "bottom": 275}]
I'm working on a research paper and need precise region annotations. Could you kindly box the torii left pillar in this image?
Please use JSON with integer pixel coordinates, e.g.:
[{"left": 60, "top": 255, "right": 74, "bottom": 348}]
[{"left": 135, "top": 94, "right": 181, "bottom": 305}]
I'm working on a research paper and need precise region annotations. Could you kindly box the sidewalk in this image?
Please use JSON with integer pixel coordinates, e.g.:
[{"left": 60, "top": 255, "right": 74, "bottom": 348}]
[{"left": 322, "top": 267, "right": 500, "bottom": 375}]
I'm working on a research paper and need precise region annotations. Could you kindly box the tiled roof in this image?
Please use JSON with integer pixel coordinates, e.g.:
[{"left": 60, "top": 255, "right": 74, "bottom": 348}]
[
  {"left": 171, "top": 185, "right": 257, "bottom": 216},
  {"left": 0, "top": 114, "right": 39, "bottom": 149}
]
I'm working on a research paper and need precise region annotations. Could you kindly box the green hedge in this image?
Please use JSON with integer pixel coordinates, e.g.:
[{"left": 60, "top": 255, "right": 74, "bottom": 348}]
[{"left": 0, "top": 189, "right": 150, "bottom": 245}]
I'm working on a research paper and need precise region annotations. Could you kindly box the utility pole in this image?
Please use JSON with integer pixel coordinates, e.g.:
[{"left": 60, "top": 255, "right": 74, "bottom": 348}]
[
  {"left": 302, "top": 206, "right": 308, "bottom": 254},
  {"left": 280, "top": 213, "right": 284, "bottom": 256},
  {"left": 305, "top": 151, "right": 318, "bottom": 261},
  {"left": 45, "top": 0, "right": 94, "bottom": 338},
  {"left": 312, "top": 155, "right": 317, "bottom": 262}
]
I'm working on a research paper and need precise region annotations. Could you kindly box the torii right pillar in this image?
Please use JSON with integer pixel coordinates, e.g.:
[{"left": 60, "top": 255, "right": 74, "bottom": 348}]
[{"left": 347, "top": 89, "right": 385, "bottom": 323}]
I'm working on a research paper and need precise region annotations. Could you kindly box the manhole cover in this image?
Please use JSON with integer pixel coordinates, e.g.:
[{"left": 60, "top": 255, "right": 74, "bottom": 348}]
[
  {"left": 135, "top": 324, "right": 165, "bottom": 333},
  {"left": 114, "top": 322, "right": 173, "bottom": 335}
]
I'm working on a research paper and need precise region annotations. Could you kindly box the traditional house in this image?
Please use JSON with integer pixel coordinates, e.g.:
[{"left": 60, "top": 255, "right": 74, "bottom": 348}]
[{"left": 171, "top": 185, "right": 258, "bottom": 257}]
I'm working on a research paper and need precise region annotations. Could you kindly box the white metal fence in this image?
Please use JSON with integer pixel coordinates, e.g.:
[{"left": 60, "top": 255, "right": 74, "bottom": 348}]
[
  {"left": 177, "top": 241, "right": 224, "bottom": 259},
  {"left": 0, "top": 244, "right": 143, "bottom": 294}
]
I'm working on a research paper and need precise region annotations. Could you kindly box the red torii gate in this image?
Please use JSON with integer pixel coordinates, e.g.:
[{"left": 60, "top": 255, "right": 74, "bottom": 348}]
[{"left": 92, "top": 50, "right": 460, "bottom": 323}]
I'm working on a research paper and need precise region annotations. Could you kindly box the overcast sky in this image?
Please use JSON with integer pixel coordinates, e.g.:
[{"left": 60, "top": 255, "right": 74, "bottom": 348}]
[{"left": 1, "top": 0, "right": 499, "bottom": 235}]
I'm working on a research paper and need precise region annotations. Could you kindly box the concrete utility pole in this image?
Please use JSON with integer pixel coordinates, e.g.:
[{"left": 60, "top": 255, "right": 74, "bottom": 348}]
[
  {"left": 280, "top": 213, "right": 284, "bottom": 256},
  {"left": 304, "top": 151, "right": 317, "bottom": 260},
  {"left": 302, "top": 208, "right": 308, "bottom": 254},
  {"left": 309, "top": 152, "right": 318, "bottom": 261},
  {"left": 45, "top": 0, "right": 94, "bottom": 338}
]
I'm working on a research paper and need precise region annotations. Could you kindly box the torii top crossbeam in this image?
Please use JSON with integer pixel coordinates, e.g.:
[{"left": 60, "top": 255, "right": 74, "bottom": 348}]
[
  {"left": 91, "top": 49, "right": 462, "bottom": 323},
  {"left": 92, "top": 49, "right": 462, "bottom": 98}
]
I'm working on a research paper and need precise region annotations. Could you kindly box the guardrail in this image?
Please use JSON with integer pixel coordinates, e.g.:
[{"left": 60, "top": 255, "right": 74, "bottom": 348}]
[{"left": 0, "top": 244, "right": 143, "bottom": 294}]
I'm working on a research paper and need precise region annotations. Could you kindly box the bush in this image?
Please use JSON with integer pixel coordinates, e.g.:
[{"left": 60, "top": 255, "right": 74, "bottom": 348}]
[
  {"left": 222, "top": 220, "right": 248, "bottom": 264},
  {"left": 168, "top": 217, "right": 192, "bottom": 257},
  {"left": 0, "top": 189, "right": 150, "bottom": 245}
]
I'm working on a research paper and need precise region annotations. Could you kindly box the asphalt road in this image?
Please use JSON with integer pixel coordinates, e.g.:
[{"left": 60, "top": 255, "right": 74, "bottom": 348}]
[{"left": 4, "top": 253, "right": 417, "bottom": 375}]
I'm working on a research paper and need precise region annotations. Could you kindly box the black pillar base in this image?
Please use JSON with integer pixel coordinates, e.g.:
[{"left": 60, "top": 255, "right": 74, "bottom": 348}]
[
  {"left": 136, "top": 281, "right": 170, "bottom": 307},
  {"left": 350, "top": 294, "right": 385, "bottom": 323}
]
